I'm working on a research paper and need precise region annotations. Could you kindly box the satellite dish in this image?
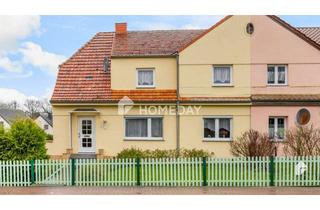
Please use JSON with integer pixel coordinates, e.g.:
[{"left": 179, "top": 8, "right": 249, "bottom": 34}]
[{"left": 103, "top": 57, "right": 109, "bottom": 72}]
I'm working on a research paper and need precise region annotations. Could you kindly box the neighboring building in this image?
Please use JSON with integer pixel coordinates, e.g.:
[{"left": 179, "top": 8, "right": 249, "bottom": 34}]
[
  {"left": 34, "top": 113, "right": 53, "bottom": 135},
  {"left": 0, "top": 108, "right": 28, "bottom": 129},
  {"left": 49, "top": 15, "right": 320, "bottom": 158}
]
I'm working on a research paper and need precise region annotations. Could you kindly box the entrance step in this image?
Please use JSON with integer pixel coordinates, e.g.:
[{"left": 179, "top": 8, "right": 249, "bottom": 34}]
[{"left": 69, "top": 153, "right": 97, "bottom": 159}]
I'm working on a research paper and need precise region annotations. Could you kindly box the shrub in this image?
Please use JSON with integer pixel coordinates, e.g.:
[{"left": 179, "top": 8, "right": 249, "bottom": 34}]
[
  {"left": 283, "top": 125, "right": 320, "bottom": 156},
  {"left": 116, "top": 148, "right": 149, "bottom": 159},
  {"left": 0, "top": 133, "right": 15, "bottom": 160},
  {"left": 116, "top": 148, "right": 213, "bottom": 158},
  {"left": 7, "top": 119, "right": 49, "bottom": 160},
  {"left": 46, "top": 133, "right": 53, "bottom": 140},
  {"left": 230, "top": 129, "right": 276, "bottom": 157}
]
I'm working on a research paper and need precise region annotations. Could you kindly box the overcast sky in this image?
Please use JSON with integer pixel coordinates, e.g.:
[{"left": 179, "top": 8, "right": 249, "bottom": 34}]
[{"left": 0, "top": 15, "right": 320, "bottom": 105}]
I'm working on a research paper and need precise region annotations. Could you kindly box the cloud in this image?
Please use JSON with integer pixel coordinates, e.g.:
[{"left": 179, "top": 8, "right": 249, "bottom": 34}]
[
  {"left": 0, "top": 53, "right": 22, "bottom": 73},
  {"left": 0, "top": 88, "right": 37, "bottom": 106},
  {"left": 19, "top": 42, "right": 67, "bottom": 76},
  {"left": 0, "top": 16, "right": 40, "bottom": 52},
  {"left": 132, "top": 15, "right": 223, "bottom": 30}
]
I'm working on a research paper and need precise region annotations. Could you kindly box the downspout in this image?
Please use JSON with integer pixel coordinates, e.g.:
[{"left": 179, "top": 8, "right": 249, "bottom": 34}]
[
  {"left": 69, "top": 112, "right": 73, "bottom": 151},
  {"left": 175, "top": 53, "right": 180, "bottom": 151}
]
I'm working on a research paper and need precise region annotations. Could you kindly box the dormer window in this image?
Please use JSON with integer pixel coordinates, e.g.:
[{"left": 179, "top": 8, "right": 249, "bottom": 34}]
[{"left": 137, "top": 69, "right": 155, "bottom": 88}]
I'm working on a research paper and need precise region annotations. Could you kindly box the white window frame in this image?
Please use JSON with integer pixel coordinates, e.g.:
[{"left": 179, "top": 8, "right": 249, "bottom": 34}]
[
  {"left": 212, "top": 65, "right": 233, "bottom": 86},
  {"left": 268, "top": 116, "right": 286, "bottom": 141},
  {"left": 203, "top": 116, "right": 233, "bottom": 141},
  {"left": 267, "top": 65, "right": 288, "bottom": 86},
  {"left": 136, "top": 68, "right": 155, "bottom": 88},
  {"left": 124, "top": 116, "right": 163, "bottom": 140}
]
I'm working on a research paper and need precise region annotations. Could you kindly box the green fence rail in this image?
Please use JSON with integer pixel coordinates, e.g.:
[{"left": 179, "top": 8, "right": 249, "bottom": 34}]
[{"left": 0, "top": 156, "right": 320, "bottom": 187}]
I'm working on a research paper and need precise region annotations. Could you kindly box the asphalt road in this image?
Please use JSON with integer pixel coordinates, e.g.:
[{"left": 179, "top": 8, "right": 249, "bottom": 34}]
[{"left": 0, "top": 186, "right": 320, "bottom": 195}]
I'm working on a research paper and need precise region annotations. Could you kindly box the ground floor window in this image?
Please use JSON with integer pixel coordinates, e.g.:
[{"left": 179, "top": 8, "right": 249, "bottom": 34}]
[
  {"left": 125, "top": 117, "right": 163, "bottom": 140},
  {"left": 269, "top": 117, "right": 286, "bottom": 140},
  {"left": 203, "top": 117, "right": 232, "bottom": 141}
]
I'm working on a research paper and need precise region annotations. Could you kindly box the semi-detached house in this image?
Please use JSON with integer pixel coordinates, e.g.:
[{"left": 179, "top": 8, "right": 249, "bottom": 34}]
[{"left": 49, "top": 15, "right": 320, "bottom": 158}]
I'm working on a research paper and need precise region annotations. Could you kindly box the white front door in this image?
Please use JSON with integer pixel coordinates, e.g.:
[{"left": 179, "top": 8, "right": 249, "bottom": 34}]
[{"left": 78, "top": 117, "right": 95, "bottom": 153}]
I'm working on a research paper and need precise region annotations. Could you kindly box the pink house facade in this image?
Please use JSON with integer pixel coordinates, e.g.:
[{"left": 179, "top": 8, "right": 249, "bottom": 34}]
[{"left": 250, "top": 16, "right": 320, "bottom": 146}]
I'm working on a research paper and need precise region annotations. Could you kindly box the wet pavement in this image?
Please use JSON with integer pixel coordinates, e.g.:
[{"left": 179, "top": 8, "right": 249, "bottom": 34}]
[{"left": 0, "top": 186, "right": 320, "bottom": 195}]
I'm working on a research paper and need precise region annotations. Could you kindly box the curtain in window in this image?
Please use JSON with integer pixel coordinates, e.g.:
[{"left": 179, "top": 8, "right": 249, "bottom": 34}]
[
  {"left": 219, "top": 119, "right": 230, "bottom": 138},
  {"left": 268, "top": 67, "right": 275, "bottom": 83},
  {"left": 138, "top": 70, "right": 153, "bottom": 86},
  {"left": 278, "top": 67, "right": 286, "bottom": 84},
  {"left": 204, "top": 119, "right": 215, "bottom": 138},
  {"left": 277, "top": 118, "right": 285, "bottom": 139},
  {"left": 214, "top": 67, "right": 230, "bottom": 84},
  {"left": 151, "top": 118, "right": 163, "bottom": 137},
  {"left": 268, "top": 118, "right": 275, "bottom": 139},
  {"left": 125, "top": 119, "right": 148, "bottom": 137}
]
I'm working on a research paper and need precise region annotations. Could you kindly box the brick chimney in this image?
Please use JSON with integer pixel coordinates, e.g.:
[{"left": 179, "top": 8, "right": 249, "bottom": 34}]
[{"left": 115, "top": 23, "right": 127, "bottom": 34}]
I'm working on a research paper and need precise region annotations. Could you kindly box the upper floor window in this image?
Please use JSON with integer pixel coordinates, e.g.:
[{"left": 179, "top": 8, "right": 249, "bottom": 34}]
[
  {"left": 0, "top": 121, "right": 3, "bottom": 127},
  {"left": 203, "top": 117, "right": 232, "bottom": 141},
  {"left": 267, "top": 65, "right": 287, "bottom": 85},
  {"left": 269, "top": 117, "right": 286, "bottom": 141},
  {"left": 44, "top": 124, "right": 49, "bottom": 130},
  {"left": 137, "top": 69, "right": 155, "bottom": 88},
  {"left": 213, "top": 66, "right": 232, "bottom": 86}
]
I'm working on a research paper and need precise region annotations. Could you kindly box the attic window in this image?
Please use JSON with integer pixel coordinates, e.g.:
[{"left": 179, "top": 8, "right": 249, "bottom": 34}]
[
  {"left": 246, "top": 23, "right": 254, "bottom": 35},
  {"left": 86, "top": 75, "right": 93, "bottom": 80}
]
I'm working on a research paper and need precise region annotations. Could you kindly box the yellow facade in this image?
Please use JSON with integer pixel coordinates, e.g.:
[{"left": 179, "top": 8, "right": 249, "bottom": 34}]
[
  {"left": 179, "top": 104, "right": 250, "bottom": 157},
  {"left": 111, "top": 57, "right": 177, "bottom": 90},
  {"left": 179, "top": 16, "right": 251, "bottom": 97},
  {"left": 49, "top": 105, "right": 177, "bottom": 156}
]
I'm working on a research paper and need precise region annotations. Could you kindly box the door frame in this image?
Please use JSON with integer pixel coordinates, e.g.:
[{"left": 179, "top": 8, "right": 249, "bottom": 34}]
[{"left": 78, "top": 116, "right": 96, "bottom": 153}]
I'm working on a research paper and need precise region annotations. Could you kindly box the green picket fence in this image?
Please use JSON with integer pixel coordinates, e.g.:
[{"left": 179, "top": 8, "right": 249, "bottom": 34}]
[
  {"left": 1, "top": 156, "right": 320, "bottom": 187},
  {"left": 75, "top": 158, "right": 136, "bottom": 186},
  {"left": 0, "top": 160, "right": 30, "bottom": 186},
  {"left": 207, "top": 157, "right": 270, "bottom": 187},
  {"left": 274, "top": 156, "right": 320, "bottom": 186},
  {"left": 141, "top": 158, "right": 203, "bottom": 186}
]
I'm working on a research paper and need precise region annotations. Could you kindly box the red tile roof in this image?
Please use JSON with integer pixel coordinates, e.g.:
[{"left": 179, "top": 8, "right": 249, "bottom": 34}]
[
  {"left": 252, "top": 94, "right": 320, "bottom": 102},
  {"left": 111, "top": 90, "right": 177, "bottom": 102},
  {"left": 297, "top": 27, "right": 320, "bottom": 45},
  {"left": 179, "top": 97, "right": 251, "bottom": 103},
  {"left": 112, "top": 30, "right": 204, "bottom": 57},
  {"left": 51, "top": 32, "right": 114, "bottom": 103}
]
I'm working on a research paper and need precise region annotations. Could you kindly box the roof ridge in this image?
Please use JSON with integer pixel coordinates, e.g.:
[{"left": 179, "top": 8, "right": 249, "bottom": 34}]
[
  {"left": 59, "top": 32, "right": 114, "bottom": 67},
  {"left": 268, "top": 15, "right": 320, "bottom": 51},
  {"left": 297, "top": 26, "right": 320, "bottom": 29}
]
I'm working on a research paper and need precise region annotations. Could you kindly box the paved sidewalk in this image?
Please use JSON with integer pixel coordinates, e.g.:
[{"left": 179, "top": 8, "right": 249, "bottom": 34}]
[{"left": 0, "top": 186, "right": 320, "bottom": 195}]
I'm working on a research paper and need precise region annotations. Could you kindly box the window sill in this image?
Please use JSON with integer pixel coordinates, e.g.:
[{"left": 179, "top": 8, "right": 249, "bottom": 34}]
[
  {"left": 270, "top": 138, "right": 284, "bottom": 142},
  {"left": 267, "top": 84, "right": 288, "bottom": 87},
  {"left": 203, "top": 138, "right": 232, "bottom": 142},
  {"left": 212, "top": 84, "right": 234, "bottom": 87},
  {"left": 136, "top": 86, "right": 156, "bottom": 89},
  {"left": 124, "top": 138, "right": 164, "bottom": 141}
]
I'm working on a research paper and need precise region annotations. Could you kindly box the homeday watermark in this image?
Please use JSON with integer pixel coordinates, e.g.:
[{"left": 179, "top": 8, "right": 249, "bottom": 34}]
[{"left": 118, "top": 96, "right": 201, "bottom": 115}]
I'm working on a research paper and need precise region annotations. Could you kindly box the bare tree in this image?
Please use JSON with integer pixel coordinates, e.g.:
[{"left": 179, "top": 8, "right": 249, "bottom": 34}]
[
  {"left": 230, "top": 130, "right": 277, "bottom": 157},
  {"left": 40, "top": 98, "right": 52, "bottom": 114},
  {"left": 24, "top": 99, "right": 42, "bottom": 118},
  {"left": 283, "top": 125, "right": 320, "bottom": 156},
  {"left": 0, "top": 101, "right": 19, "bottom": 110}
]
